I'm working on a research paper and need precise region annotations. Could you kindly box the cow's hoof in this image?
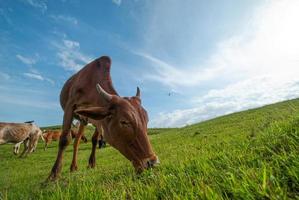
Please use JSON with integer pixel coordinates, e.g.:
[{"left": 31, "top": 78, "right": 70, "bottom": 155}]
[
  {"left": 70, "top": 164, "right": 78, "bottom": 172},
  {"left": 88, "top": 157, "right": 96, "bottom": 168},
  {"left": 47, "top": 173, "right": 59, "bottom": 182},
  {"left": 88, "top": 162, "right": 96, "bottom": 169},
  {"left": 47, "top": 163, "right": 62, "bottom": 181}
]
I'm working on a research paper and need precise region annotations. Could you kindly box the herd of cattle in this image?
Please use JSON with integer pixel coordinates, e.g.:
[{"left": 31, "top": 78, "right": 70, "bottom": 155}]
[
  {"left": 1, "top": 56, "right": 159, "bottom": 181},
  {"left": 0, "top": 121, "right": 104, "bottom": 156}
]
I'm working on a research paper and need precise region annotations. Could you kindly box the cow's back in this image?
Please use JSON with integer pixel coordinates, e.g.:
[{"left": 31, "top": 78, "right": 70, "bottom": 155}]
[
  {"left": 43, "top": 130, "right": 59, "bottom": 140},
  {"left": 0, "top": 123, "right": 33, "bottom": 144}
]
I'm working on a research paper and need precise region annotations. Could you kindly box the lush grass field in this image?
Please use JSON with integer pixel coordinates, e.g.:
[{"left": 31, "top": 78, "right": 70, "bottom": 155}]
[{"left": 0, "top": 99, "right": 299, "bottom": 199}]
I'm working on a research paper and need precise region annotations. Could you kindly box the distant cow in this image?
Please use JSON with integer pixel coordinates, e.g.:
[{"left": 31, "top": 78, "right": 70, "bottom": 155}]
[
  {"left": 0, "top": 122, "right": 44, "bottom": 157},
  {"left": 43, "top": 129, "right": 87, "bottom": 150}
]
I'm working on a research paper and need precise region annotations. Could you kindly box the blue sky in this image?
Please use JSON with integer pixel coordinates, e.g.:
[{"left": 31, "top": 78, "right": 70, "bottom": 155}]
[{"left": 1, "top": 0, "right": 299, "bottom": 127}]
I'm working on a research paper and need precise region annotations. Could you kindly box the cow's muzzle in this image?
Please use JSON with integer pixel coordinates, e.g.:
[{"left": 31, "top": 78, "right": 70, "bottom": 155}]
[
  {"left": 133, "top": 155, "right": 160, "bottom": 173},
  {"left": 143, "top": 155, "right": 160, "bottom": 169}
]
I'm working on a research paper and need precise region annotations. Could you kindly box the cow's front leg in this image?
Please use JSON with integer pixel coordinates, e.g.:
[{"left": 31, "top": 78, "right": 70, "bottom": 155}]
[{"left": 47, "top": 105, "right": 73, "bottom": 181}]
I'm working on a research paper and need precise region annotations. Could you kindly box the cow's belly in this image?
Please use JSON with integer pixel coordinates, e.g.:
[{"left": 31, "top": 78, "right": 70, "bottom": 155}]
[{"left": 2, "top": 132, "right": 28, "bottom": 144}]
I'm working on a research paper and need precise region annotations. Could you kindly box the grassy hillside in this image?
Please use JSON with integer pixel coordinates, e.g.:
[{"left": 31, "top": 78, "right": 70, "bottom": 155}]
[{"left": 0, "top": 99, "right": 299, "bottom": 199}]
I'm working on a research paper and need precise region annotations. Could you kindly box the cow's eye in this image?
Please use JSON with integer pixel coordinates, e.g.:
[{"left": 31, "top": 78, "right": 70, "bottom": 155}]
[
  {"left": 106, "top": 114, "right": 113, "bottom": 121},
  {"left": 120, "top": 120, "right": 131, "bottom": 127}
]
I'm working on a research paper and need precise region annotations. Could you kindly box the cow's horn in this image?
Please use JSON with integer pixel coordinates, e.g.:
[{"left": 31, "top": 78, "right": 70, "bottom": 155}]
[
  {"left": 136, "top": 87, "right": 140, "bottom": 98},
  {"left": 96, "top": 84, "right": 112, "bottom": 101}
]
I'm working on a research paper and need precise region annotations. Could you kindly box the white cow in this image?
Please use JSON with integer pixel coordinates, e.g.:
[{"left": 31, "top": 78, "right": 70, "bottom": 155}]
[{"left": 0, "top": 122, "right": 44, "bottom": 157}]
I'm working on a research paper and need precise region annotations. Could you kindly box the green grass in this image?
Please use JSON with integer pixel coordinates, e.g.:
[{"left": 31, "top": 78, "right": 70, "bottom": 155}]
[{"left": 1, "top": 99, "right": 299, "bottom": 199}]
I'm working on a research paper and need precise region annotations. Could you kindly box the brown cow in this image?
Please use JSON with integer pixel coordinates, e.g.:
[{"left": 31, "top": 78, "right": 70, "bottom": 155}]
[
  {"left": 48, "top": 56, "right": 159, "bottom": 180},
  {"left": 43, "top": 129, "right": 87, "bottom": 150}
]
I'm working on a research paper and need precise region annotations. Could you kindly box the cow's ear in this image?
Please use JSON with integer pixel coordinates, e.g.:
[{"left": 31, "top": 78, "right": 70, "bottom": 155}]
[{"left": 75, "top": 107, "right": 110, "bottom": 120}]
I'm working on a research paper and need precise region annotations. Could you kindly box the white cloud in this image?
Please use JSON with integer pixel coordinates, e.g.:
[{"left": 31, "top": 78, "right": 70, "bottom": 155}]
[
  {"left": 16, "top": 55, "right": 54, "bottom": 84},
  {"left": 112, "top": 0, "right": 122, "bottom": 6},
  {"left": 22, "top": 0, "right": 47, "bottom": 13},
  {"left": 50, "top": 15, "right": 78, "bottom": 25},
  {"left": 56, "top": 39, "right": 93, "bottom": 71},
  {"left": 148, "top": 0, "right": 299, "bottom": 127},
  {"left": 150, "top": 76, "right": 299, "bottom": 128},
  {"left": 23, "top": 71, "right": 54, "bottom": 85},
  {"left": 23, "top": 72, "right": 44, "bottom": 80},
  {"left": 45, "top": 78, "right": 55, "bottom": 85},
  {"left": 139, "top": 0, "right": 299, "bottom": 88},
  {"left": 134, "top": 51, "right": 224, "bottom": 88},
  {"left": 206, "top": 1, "right": 299, "bottom": 81},
  {"left": 139, "top": 8, "right": 299, "bottom": 88},
  {"left": 0, "top": 72, "right": 10, "bottom": 80},
  {"left": 16, "top": 54, "right": 36, "bottom": 65}
]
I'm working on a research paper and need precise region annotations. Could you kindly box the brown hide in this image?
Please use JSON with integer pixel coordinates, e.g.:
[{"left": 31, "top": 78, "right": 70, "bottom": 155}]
[
  {"left": 48, "top": 56, "right": 158, "bottom": 180},
  {"left": 43, "top": 130, "right": 87, "bottom": 147},
  {"left": 60, "top": 56, "right": 118, "bottom": 113},
  {"left": 82, "top": 94, "right": 158, "bottom": 171},
  {"left": 43, "top": 130, "right": 61, "bottom": 142}
]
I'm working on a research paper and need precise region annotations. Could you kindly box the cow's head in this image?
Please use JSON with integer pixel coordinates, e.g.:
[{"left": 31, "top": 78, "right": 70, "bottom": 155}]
[{"left": 75, "top": 84, "right": 159, "bottom": 172}]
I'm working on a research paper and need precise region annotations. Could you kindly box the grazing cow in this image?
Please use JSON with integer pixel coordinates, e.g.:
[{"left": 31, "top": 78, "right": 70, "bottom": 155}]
[
  {"left": 43, "top": 129, "right": 87, "bottom": 150},
  {"left": 0, "top": 122, "right": 44, "bottom": 157},
  {"left": 48, "top": 56, "right": 159, "bottom": 180},
  {"left": 43, "top": 130, "right": 61, "bottom": 150}
]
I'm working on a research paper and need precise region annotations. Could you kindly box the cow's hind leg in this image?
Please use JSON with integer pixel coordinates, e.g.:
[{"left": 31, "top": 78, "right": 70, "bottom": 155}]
[
  {"left": 70, "top": 122, "right": 85, "bottom": 172},
  {"left": 48, "top": 105, "right": 73, "bottom": 181},
  {"left": 13, "top": 141, "right": 22, "bottom": 155},
  {"left": 98, "top": 134, "right": 106, "bottom": 149},
  {"left": 13, "top": 145, "right": 17, "bottom": 155},
  {"left": 27, "top": 135, "right": 37, "bottom": 154},
  {"left": 19, "top": 139, "right": 29, "bottom": 157},
  {"left": 88, "top": 128, "right": 100, "bottom": 168}
]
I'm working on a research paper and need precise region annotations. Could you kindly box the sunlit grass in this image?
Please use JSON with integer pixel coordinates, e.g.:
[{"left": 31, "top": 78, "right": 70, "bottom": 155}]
[{"left": 0, "top": 99, "right": 299, "bottom": 199}]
